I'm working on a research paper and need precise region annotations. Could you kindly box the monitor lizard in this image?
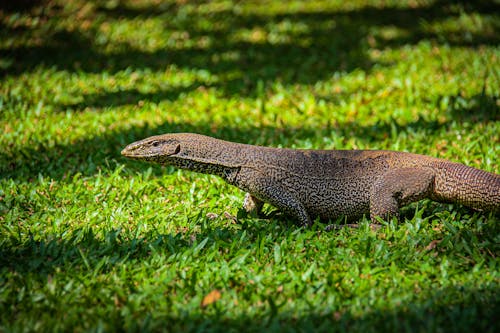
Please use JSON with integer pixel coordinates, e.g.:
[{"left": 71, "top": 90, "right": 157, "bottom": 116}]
[{"left": 121, "top": 133, "right": 499, "bottom": 227}]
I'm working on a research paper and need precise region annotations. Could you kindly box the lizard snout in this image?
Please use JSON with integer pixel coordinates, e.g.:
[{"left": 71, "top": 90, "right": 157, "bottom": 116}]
[{"left": 121, "top": 142, "right": 142, "bottom": 157}]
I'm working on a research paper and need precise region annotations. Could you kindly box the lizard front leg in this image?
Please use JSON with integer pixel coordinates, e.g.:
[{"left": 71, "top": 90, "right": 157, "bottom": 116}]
[
  {"left": 243, "top": 193, "right": 264, "bottom": 216},
  {"left": 370, "top": 167, "right": 435, "bottom": 221},
  {"left": 256, "top": 184, "right": 312, "bottom": 227},
  {"left": 236, "top": 169, "right": 312, "bottom": 227}
]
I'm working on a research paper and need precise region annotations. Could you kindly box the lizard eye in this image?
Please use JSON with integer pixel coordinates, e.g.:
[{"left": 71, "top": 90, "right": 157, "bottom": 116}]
[{"left": 151, "top": 141, "right": 160, "bottom": 147}]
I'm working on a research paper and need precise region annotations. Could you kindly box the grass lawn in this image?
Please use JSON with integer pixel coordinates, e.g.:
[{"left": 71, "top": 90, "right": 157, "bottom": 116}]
[{"left": 1, "top": 0, "right": 499, "bottom": 331}]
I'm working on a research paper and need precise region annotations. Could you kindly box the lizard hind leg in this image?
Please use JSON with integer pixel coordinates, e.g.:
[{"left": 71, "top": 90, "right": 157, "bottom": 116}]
[{"left": 370, "top": 167, "right": 436, "bottom": 221}]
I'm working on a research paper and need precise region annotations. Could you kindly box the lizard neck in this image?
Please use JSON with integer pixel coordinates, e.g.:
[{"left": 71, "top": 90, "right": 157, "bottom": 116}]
[
  {"left": 163, "top": 155, "right": 241, "bottom": 181},
  {"left": 156, "top": 137, "right": 252, "bottom": 183}
]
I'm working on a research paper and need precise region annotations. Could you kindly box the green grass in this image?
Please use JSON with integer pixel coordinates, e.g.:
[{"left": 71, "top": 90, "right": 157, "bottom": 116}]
[{"left": 1, "top": 0, "right": 499, "bottom": 332}]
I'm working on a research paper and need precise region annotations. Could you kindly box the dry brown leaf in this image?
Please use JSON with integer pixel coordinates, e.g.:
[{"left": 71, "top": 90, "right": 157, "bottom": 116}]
[
  {"left": 201, "top": 289, "right": 221, "bottom": 308},
  {"left": 425, "top": 239, "right": 441, "bottom": 251}
]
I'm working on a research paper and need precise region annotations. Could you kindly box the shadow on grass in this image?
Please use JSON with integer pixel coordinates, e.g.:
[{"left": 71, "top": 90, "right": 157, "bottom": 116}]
[
  {"left": 444, "top": 93, "right": 500, "bottom": 123},
  {"left": 0, "top": 0, "right": 47, "bottom": 12},
  {"left": 62, "top": 84, "right": 207, "bottom": 110},
  {"left": 1, "top": 90, "right": 498, "bottom": 182},
  {"left": 2, "top": 0, "right": 499, "bottom": 97},
  {"left": 158, "top": 297, "right": 499, "bottom": 333},
  {"left": 0, "top": 1, "right": 498, "bottom": 184},
  {"left": 1, "top": 221, "right": 499, "bottom": 332},
  {"left": 1, "top": 208, "right": 498, "bottom": 277}
]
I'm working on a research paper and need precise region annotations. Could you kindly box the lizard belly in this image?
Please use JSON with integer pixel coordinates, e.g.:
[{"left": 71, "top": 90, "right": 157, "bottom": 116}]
[
  {"left": 281, "top": 176, "right": 372, "bottom": 221},
  {"left": 235, "top": 166, "right": 377, "bottom": 222}
]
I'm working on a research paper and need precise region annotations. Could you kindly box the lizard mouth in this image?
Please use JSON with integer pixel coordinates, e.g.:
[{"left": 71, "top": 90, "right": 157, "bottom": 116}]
[
  {"left": 120, "top": 142, "right": 155, "bottom": 158},
  {"left": 121, "top": 143, "right": 181, "bottom": 158},
  {"left": 121, "top": 143, "right": 142, "bottom": 158}
]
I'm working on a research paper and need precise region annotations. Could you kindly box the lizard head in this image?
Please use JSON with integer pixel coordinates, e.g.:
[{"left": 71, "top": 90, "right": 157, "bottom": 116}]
[
  {"left": 121, "top": 134, "right": 182, "bottom": 162},
  {"left": 122, "top": 133, "right": 239, "bottom": 169}
]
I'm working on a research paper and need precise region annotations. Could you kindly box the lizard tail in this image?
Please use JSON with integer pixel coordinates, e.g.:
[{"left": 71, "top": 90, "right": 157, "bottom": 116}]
[{"left": 431, "top": 162, "right": 500, "bottom": 212}]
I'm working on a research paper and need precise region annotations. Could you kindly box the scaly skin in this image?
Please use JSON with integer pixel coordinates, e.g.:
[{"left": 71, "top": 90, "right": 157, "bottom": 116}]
[{"left": 121, "top": 133, "right": 500, "bottom": 227}]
